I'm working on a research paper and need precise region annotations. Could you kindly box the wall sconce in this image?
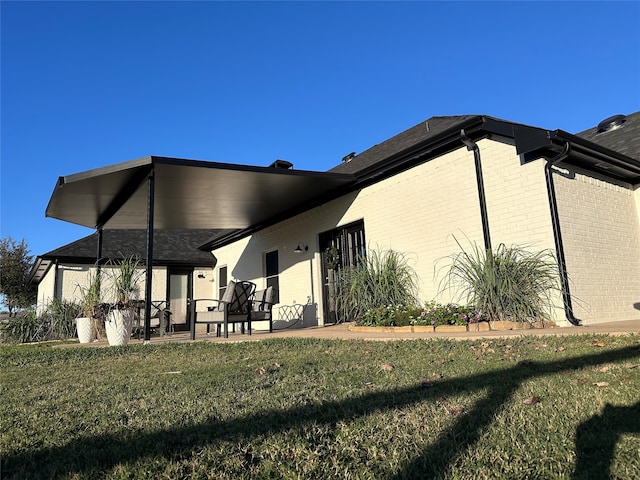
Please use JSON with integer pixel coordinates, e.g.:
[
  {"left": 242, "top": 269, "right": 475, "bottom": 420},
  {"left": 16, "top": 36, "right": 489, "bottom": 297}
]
[
  {"left": 197, "top": 271, "right": 207, "bottom": 279},
  {"left": 294, "top": 243, "right": 308, "bottom": 254}
]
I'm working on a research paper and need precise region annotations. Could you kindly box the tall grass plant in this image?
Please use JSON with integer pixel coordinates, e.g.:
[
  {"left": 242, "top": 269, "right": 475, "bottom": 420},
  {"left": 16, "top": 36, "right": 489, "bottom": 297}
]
[
  {"left": 440, "top": 239, "right": 560, "bottom": 323},
  {"left": 336, "top": 247, "right": 418, "bottom": 322},
  {"left": 0, "top": 299, "right": 80, "bottom": 343}
]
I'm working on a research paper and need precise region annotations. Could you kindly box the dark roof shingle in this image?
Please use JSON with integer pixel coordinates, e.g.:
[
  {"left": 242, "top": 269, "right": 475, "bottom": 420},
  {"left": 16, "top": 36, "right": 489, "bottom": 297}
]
[
  {"left": 576, "top": 111, "right": 640, "bottom": 161},
  {"left": 329, "top": 115, "right": 481, "bottom": 175},
  {"left": 42, "top": 229, "right": 227, "bottom": 265}
]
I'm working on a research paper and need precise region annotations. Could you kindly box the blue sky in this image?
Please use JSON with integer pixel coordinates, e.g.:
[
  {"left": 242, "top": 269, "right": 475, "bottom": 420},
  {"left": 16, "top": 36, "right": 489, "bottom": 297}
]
[{"left": 2, "top": 1, "right": 639, "bottom": 261}]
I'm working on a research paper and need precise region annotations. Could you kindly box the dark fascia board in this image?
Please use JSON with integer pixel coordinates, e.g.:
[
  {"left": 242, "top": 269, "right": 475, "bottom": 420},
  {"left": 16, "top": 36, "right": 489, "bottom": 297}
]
[
  {"left": 199, "top": 229, "right": 245, "bottom": 251},
  {"left": 516, "top": 127, "right": 640, "bottom": 184},
  {"left": 347, "top": 115, "right": 534, "bottom": 189},
  {"left": 553, "top": 130, "right": 640, "bottom": 172},
  {"left": 350, "top": 116, "right": 486, "bottom": 185},
  {"left": 38, "top": 254, "right": 209, "bottom": 267}
]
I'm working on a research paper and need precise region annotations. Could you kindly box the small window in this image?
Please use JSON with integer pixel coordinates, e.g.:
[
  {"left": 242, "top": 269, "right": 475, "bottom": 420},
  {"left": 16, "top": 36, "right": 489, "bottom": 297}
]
[
  {"left": 218, "top": 266, "right": 228, "bottom": 299},
  {"left": 265, "top": 250, "right": 279, "bottom": 303}
]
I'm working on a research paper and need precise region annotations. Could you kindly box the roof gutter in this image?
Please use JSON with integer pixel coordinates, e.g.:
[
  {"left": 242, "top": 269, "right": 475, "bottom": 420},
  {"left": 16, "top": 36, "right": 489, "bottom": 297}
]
[{"left": 544, "top": 142, "right": 581, "bottom": 326}]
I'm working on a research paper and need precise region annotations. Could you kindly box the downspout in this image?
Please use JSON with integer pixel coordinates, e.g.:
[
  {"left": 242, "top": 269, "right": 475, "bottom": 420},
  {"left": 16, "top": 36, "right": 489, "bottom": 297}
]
[
  {"left": 544, "top": 142, "right": 581, "bottom": 326},
  {"left": 53, "top": 260, "right": 59, "bottom": 301},
  {"left": 460, "top": 130, "right": 492, "bottom": 251}
]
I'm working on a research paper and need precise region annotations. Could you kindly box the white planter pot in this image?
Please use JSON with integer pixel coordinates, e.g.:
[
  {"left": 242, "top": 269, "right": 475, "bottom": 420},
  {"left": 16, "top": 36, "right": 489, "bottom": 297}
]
[
  {"left": 76, "top": 317, "right": 97, "bottom": 343},
  {"left": 105, "top": 309, "right": 134, "bottom": 346}
]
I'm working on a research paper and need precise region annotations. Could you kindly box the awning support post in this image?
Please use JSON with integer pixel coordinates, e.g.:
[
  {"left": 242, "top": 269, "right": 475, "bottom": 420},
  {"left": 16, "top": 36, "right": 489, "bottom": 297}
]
[{"left": 143, "top": 169, "right": 155, "bottom": 342}]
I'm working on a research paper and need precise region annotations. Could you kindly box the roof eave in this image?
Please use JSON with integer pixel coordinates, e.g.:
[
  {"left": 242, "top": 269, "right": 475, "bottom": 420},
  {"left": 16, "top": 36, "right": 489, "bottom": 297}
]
[
  {"left": 28, "top": 257, "right": 53, "bottom": 285},
  {"left": 351, "top": 116, "right": 488, "bottom": 185},
  {"left": 516, "top": 128, "right": 640, "bottom": 184}
]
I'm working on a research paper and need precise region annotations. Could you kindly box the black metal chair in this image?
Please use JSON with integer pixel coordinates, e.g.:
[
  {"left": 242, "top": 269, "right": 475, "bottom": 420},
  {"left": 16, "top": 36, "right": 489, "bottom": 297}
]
[
  {"left": 190, "top": 280, "right": 256, "bottom": 339},
  {"left": 251, "top": 286, "right": 277, "bottom": 333}
]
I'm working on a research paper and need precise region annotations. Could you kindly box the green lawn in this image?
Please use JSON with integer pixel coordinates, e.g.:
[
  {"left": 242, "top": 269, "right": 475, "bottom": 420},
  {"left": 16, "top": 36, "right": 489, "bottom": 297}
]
[{"left": 2, "top": 335, "right": 639, "bottom": 479}]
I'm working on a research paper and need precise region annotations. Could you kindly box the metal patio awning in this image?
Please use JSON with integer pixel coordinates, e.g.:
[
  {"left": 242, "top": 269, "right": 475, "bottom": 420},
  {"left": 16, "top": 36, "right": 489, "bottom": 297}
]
[
  {"left": 46, "top": 156, "right": 355, "bottom": 230},
  {"left": 45, "top": 155, "right": 355, "bottom": 341}
]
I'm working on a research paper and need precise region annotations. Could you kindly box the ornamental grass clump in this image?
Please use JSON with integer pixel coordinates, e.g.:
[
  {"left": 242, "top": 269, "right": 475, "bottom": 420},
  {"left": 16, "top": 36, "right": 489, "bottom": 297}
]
[
  {"left": 336, "top": 248, "right": 418, "bottom": 322},
  {"left": 0, "top": 299, "right": 80, "bottom": 344},
  {"left": 440, "top": 239, "right": 560, "bottom": 324}
]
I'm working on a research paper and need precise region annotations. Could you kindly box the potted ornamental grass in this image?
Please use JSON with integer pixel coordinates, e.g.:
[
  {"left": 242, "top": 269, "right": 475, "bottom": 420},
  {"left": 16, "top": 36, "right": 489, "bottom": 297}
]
[
  {"left": 74, "top": 270, "right": 101, "bottom": 343},
  {"left": 104, "top": 254, "right": 144, "bottom": 346}
]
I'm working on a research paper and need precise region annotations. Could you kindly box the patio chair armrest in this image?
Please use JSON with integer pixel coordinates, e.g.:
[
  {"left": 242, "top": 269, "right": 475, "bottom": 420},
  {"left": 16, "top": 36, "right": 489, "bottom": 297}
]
[{"left": 190, "top": 298, "right": 229, "bottom": 313}]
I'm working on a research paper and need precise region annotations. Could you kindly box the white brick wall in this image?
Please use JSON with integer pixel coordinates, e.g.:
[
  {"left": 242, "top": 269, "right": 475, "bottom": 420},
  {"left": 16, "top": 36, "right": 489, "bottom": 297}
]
[
  {"left": 212, "top": 139, "right": 640, "bottom": 327},
  {"left": 554, "top": 166, "right": 640, "bottom": 323},
  {"left": 192, "top": 267, "right": 215, "bottom": 300},
  {"left": 36, "top": 264, "right": 57, "bottom": 314},
  {"left": 59, "top": 265, "right": 93, "bottom": 301},
  {"left": 635, "top": 185, "right": 640, "bottom": 227},
  {"left": 213, "top": 146, "right": 487, "bottom": 324},
  {"left": 342, "top": 146, "right": 485, "bottom": 303},
  {"left": 479, "top": 142, "right": 565, "bottom": 323},
  {"left": 37, "top": 265, "right": 211, "bottom": 316},
  {"left": 480, "top": 140, "right": 556, "bottom": 250}
]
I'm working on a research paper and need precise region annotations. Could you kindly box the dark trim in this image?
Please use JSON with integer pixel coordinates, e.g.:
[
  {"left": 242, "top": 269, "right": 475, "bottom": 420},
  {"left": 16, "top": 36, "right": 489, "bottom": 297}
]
[
  {"left": 460, "top": 129, "right": 492, "bottom": 251},
  {"left": 97, "top": 228, "right": 103, "bottom": 263},
  {"left": 53, "top": 260, "right": 59, "bottom": 300},
  {"left": 143, "top": 170, "right": 155, "bottom": 342},
  {"left": 352, "top": 117, "right": 486, "bottom": 186},
  {"left": 516, "top": 128, "right": 640, "bottom": 184},
  {"left": 544, "top": 142, "right": 581, "bottom": 326}
]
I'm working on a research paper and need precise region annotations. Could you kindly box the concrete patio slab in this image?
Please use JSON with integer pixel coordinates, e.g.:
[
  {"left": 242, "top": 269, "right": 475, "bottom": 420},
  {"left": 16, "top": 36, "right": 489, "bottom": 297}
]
[{"left": 65, "top": 319, "right": 640, "bottom": 347}]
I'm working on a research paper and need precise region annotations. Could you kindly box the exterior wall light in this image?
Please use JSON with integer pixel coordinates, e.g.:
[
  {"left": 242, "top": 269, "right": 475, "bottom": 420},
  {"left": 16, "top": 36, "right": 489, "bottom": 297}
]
[{"left": 294, "top": 243, "right": 308, "bottom": 254}]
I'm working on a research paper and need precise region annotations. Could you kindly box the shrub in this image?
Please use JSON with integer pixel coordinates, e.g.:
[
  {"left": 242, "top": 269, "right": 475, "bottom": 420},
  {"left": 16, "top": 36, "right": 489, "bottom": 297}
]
[
  {"left": 0, "top": 299, "right": 80, "bottom": 344},
  {"left": 336, "top": 247, "right": 418, "bottom": 322},
  {"left": 356, "top": 305, "right": 423, "bottom": 327},
  {"left": 44, "top": 298, "right": 80, "bottom": 338},
  {"left": 0, "top": 308, "right": 42, "bottom": 343},
  {"left": 440, "top": 239, "right": 560, "bottom": 323},
  {"left": 356, "top": 302, "right": 485, "bottom": 327},
  {"left": 410, "top": 302, "right": 485, "bottom": 326}
]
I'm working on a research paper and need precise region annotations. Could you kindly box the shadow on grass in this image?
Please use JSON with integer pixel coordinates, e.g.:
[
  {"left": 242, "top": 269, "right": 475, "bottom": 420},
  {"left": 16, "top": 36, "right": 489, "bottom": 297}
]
[
  {"left": 572, "top": 400, "right": 640, "bottom": 480},
  {"left": 2, "top": 344, "right": 639, "bottom": 479}
]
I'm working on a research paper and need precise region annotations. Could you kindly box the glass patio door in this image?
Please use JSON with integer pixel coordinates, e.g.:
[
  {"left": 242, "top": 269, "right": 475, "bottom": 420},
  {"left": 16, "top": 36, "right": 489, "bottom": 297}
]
[{"left": 168, "top": 268, "right": 192, "bottom": 331}]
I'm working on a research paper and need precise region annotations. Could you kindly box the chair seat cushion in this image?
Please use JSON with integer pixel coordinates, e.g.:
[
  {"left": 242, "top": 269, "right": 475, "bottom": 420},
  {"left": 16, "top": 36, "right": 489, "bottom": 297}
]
[
  {"left": 251, "top": 311, "right": 271, "bottom": 321},
  {"left": 197, "top": 310, "right": 248, "bottom": 323}
]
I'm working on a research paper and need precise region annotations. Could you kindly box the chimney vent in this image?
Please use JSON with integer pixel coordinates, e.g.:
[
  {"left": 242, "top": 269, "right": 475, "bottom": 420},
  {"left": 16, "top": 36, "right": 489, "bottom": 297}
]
[
  {"left": 269, "top": 159, "right": 293, "bottom": 169},
  {"left": 596, "top": 114, "right": 626, "bottom": 133},
  {"left": 342, "top": 152, "right": 356, "bottom": 163}
]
